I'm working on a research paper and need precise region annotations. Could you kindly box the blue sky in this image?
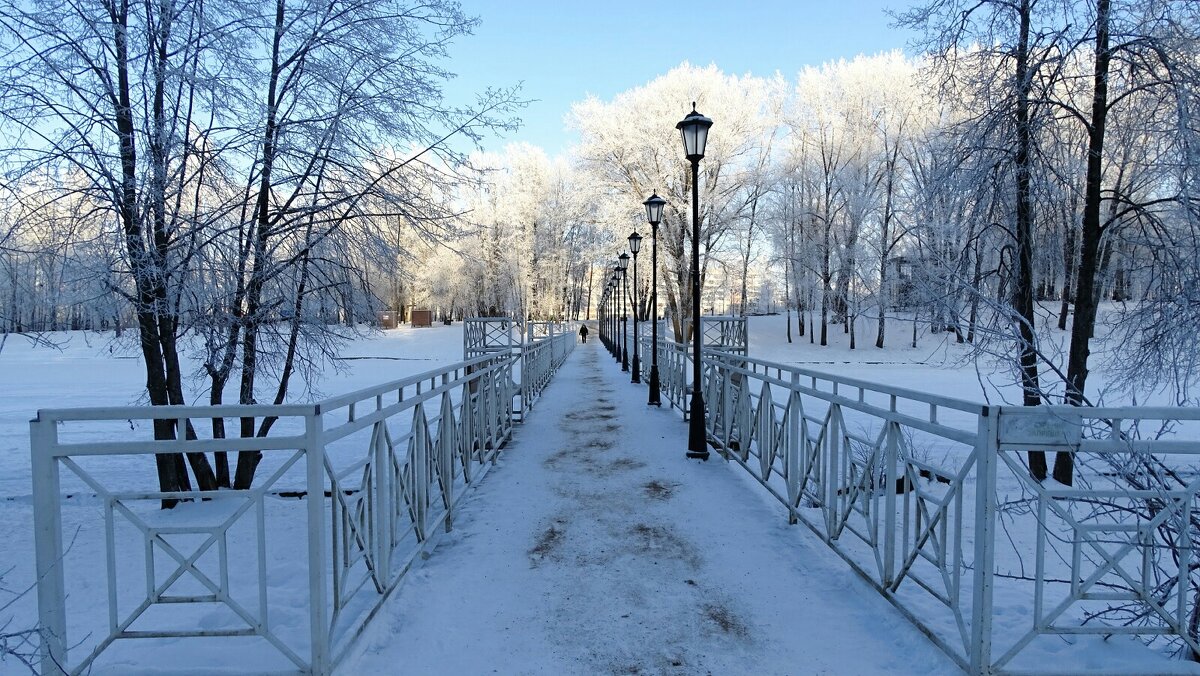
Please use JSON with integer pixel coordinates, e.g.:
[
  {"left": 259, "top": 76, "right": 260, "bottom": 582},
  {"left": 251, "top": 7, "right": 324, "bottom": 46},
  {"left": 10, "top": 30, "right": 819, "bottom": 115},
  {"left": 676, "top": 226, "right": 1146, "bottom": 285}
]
[{"left": 443, "top": 0, "right": 916, "bottom": 156}]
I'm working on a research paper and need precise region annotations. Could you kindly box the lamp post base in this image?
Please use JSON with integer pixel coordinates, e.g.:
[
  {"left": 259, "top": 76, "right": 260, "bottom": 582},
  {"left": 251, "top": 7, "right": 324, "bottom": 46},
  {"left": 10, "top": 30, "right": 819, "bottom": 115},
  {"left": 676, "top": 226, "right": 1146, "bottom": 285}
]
[
  {"left": 631, "top": 355, "right": 641, "bottom": 383},
  {"left": 647, "top": 368, "right": 661, "bottom": 406},
  {"left": 686, "top": 393, "right": 708, "bottom": 460}
]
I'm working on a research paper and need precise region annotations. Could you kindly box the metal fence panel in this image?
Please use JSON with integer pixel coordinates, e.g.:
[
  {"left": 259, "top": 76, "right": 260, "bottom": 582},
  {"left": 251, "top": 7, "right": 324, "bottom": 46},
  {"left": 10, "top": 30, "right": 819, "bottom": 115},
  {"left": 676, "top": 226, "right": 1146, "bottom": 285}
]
[{"left": 31, "top": 333, "right": 577, "bottom": 675}]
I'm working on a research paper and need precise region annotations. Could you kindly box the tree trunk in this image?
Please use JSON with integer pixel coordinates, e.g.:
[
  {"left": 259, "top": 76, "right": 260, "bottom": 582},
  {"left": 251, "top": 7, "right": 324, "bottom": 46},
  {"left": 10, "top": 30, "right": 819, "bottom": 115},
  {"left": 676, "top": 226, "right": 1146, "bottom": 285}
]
[
  {"left": 820, "top": 226, "right": 830, "bottom": 346},
  {"left": 876, "top": 171, "right": 894, "bottom": 349},
  {"left": 109, "top": 0, "right": 192, "bottom": 505},
  {"left": 1061, "top": 0, "right": 1112, "bottom": 486},
  {"left": 968, "top": 238, "right": 982, "bottom": 343},
  {"left": 234, "top": 0, "right": 286, "bottom": 490},
  {"left": 1014, "top": 0, "right": 1049, "bottom": 482},
  {"left": 1058, "top": 218, "right": 1076, "bottom": 330},
  {"left": 784, "top": 257, "right": 792, "bottom": 344}
]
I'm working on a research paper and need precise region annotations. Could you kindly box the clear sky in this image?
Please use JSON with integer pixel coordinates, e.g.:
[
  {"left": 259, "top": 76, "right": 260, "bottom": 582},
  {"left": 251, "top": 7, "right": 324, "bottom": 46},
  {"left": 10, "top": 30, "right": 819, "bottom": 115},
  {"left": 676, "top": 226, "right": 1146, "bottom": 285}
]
[{"left": 442, "top": 0, "right": 916, "bottom": 157}]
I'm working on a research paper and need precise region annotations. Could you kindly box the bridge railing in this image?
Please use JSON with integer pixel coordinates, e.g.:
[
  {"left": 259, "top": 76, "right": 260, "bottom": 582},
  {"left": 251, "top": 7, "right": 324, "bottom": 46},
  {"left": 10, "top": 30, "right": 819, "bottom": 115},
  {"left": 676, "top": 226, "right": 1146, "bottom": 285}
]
[
  {"left": 639, "top": 336, "right": 692, "bottom": 418},
  {"left": 644, "top": 336, "right": 1200, "bottom": 673},
  {"left": 520, "top": 330, "right": 576, "bottom": 413},
  {"left": 31, "top": 333, "right": 576, "bottom": 675}
]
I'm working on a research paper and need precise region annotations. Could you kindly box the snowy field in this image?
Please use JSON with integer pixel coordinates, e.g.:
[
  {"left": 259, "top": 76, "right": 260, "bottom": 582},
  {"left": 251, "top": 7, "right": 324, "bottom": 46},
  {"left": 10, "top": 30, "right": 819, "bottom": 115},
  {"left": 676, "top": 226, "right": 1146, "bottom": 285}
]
[
  {"left": 1, "top": 313, "right": 1197, "bottom": 674},
  {"left": 745, "top": 310, "right": 1139, "bottom": 408},
  {"left": 0, "top": 324, "right": 469, "bottom": 673}
]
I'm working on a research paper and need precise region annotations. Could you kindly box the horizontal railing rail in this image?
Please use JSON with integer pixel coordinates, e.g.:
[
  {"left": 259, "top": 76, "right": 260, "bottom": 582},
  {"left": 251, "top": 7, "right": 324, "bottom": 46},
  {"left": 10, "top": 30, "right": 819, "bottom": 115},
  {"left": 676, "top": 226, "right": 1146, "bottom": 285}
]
[{"left": 31, "top": 331, "right": 577, "bottom": 675}]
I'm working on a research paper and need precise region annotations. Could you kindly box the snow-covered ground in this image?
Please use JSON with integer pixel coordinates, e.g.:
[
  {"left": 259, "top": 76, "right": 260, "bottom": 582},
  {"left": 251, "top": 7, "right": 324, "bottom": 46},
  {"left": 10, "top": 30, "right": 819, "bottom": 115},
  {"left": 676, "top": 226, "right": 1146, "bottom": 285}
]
[{"left": 342, "top": 339, "right": 961, "bottom": 675}]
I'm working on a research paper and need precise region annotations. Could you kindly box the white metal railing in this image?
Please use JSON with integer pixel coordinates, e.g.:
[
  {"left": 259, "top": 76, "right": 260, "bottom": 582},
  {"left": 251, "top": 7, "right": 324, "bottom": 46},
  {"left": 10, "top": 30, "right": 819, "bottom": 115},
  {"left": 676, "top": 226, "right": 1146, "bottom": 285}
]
[
  {"left": 639, "top": 336, "right": 693, "bottom": 419},
  {"left": 525, "top": 320, "right": 571, "bottom": 342},
  {"left": 682, "top": 347, "right": 1200, "bottom": 674},
  {"left": 520, "top": 330, "right": 575, "bottom": 411},
  {"left": 31, "top": 332, "right": 576, "bottom": 675}
]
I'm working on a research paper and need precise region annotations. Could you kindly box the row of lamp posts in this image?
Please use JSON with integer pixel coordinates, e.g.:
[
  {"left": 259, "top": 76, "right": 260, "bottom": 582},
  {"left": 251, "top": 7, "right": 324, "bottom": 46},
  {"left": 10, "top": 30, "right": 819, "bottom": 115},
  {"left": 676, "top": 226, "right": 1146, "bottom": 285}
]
[{"left": 595, "top": 103, "right": 712, "bottom": 461}]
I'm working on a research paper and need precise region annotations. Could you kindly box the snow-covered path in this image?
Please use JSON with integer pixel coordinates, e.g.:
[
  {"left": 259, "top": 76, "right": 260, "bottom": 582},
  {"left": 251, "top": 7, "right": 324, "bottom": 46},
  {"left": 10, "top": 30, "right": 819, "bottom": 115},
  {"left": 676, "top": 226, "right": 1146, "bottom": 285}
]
[{"left": 341, "top": 340, "right": 961, "bottom": 675}]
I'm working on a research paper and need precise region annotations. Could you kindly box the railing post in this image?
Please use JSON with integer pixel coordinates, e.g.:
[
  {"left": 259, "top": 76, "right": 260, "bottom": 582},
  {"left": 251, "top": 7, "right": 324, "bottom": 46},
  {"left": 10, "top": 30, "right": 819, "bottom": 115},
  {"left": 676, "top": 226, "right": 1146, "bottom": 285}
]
[
  {"left": 305, "top": 407, "right": 330, "bottom": 675},
  {"left": 883, "top": 418, "right": 899, "bottom": 588},
  {"left": 460, "top": 382, "right": 476, "bottom": 478},
  {"left": 31, "top": 415, "right": 67, "bottom": 675},
  {"left": 507, "top": 357, "right": 517, "bottom": 434},
  {"left": 413, "top": 403, "right": 430, "bottom": 540},
  {"left": 373, "top": 420, "right": 393, "bottom": 574},
  {"left": 757, "top": 382, "right": 772, "bottom": 476},
  {"left": 737, "top": 368, "right": 750, "bottom": 462},
  {"left": 826, "top": 404, "right": 841, "bottom": 536},
  {"left": 682, "top": 343, "right": 690, "bottom": 422},
  {"left": 970, "top": 405, "right": 998, "bottom": 675},
  {"left": 520, "top": 346, "right": 530, "bottom": 420},
  {"left": 786, "top": 374, "right": 800, "bottom": 525},
  {"left": 721, "top": 361, "right": 732, "bottom": 451},
  {"left": 439, "top": 391, "right": 456, "bottom": 532}
]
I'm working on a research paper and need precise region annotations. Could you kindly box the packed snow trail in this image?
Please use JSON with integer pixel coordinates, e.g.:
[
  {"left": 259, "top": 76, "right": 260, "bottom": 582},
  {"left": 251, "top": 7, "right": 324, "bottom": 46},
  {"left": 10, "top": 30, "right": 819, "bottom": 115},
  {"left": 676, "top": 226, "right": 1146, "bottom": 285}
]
[{"left": 341, "top": 341, "right": 960, "bottom": 675}]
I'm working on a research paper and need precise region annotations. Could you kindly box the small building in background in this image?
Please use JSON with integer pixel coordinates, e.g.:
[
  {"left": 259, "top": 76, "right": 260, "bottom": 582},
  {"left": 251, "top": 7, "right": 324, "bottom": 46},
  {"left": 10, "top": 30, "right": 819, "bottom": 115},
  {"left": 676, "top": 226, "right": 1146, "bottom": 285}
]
[
  {"left": 410, "top": 309, "right": 433, "bottom": 327},
  {"left": 377, "top": 310, "right": 398, "bottom": 329}
]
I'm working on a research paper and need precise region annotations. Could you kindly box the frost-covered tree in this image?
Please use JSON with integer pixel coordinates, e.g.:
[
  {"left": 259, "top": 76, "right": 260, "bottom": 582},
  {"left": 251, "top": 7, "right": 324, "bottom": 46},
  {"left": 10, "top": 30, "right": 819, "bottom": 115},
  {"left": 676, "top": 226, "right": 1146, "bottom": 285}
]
[
  {"left": 0, "top": 0, "right": 520, "bottom": 494},
  {"left": 570, "top": 63, "right": 781, "bottom": 340},
  {"left": 900, "top": 0, "right": 1200, "bottom": 484}
]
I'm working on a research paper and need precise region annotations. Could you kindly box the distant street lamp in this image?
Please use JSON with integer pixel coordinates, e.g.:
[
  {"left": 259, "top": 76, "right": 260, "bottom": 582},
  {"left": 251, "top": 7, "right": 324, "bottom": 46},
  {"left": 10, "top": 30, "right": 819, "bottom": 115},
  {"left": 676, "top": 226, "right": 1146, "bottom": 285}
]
[
  {"left": 643, "top": 193, "right": 666, "bottom": 406},
  {"left": 618, "top": 252, "right": 630, "bottom": 372},
  {"left": 628, "top": 232, "right": 643, "bottom": 384},
  {"left": 678, "top": 102, "right": 713, "bottom": 460},
  {"left": 599, "top": 286, "right": 608, "bottom": 350},
  {"left": 608, "top": 286, "right": 614, "bottom": 352}
]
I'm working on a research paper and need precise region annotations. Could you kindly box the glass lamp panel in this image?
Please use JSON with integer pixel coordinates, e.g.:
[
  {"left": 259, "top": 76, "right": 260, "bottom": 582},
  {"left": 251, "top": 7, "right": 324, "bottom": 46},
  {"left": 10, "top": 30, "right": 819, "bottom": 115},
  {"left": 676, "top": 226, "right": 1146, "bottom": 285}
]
[
  {"left": 694, "top": 124, "right": 709, "bottom": 157},
  {"left": 643, "top": 193, "right": 666, "bottom": 224},
  {"left": 679, "top": 125, "right": 696, "bottom": 157}
]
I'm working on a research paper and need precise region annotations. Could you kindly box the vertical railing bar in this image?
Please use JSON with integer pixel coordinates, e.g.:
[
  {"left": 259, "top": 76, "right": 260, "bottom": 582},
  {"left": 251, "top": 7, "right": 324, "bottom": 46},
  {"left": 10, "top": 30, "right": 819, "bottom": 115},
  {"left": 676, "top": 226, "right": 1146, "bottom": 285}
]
[
  {"left": 827, "top": 405, "right": 840, "bottom": 537},
  {"left": 257, "top": 492, "right": 268, "bottom": 630},
  {"left": 144, "top": 526, "right": 156, "bottom": 601},
  {"left": 883, "top": 419, "right": 898, "bottom": 588},
  {"left": 970, "top": 406, "right": 998, "bottom": 674},
  {"left": 105, "top": 496, "right": 117, "bottom": 635},
  {"left": 32, "top": 415, "right": 67, "bottom": 674},
  {"left": 1179, "top": 500, "right": 1192, "bottom": 622},
  {"left": 1036, "top": 492, "right": 1048, "bottom": 626},
  {"left": 305, "top": 407, "right": 329, "bottom": 674}
]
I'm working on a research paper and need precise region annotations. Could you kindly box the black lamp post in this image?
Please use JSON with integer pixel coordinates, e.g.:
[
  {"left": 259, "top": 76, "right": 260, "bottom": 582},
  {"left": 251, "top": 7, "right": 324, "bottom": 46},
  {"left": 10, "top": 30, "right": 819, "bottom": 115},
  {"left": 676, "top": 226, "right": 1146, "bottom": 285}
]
[
  {"left": 600, "top": 288, "right": 607, "bottom": 350},
  {"left": 611, "top": 269, "right": 622, "bottom": 363},
  {"left": 643, "top": 193, "right": 666, "bottom": 406},
  {"left": 606, "top": 284, "right": 613, "bottom": 355},
  {"left": 628, "top": 232, "right": 643, "bottom": 384},
  {"left": 678, "top": 102, "right": 713, "bottom": 460},
  {"left": 618, "top": 252, "right": 630, "bottom": 372},
  {"left": 602, "top": 283, "right": 608, "bottom": 352}
]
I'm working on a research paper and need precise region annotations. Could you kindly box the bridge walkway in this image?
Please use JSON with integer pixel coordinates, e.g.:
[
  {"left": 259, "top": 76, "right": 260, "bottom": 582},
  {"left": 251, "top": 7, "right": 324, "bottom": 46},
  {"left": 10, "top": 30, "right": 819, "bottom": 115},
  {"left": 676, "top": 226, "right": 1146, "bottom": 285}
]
[{"left": 341, "top": 339, "right": 960, "bottom": 675}]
